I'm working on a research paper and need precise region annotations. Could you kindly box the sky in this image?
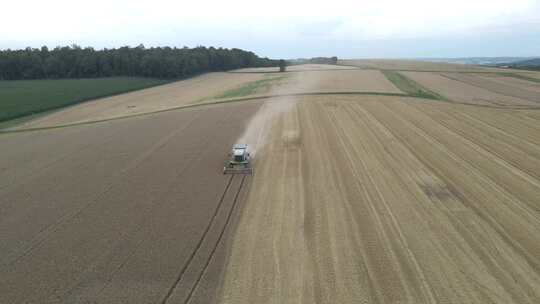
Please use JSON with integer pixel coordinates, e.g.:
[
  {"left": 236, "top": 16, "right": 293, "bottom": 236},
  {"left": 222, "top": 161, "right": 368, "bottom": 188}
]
[{"left": 2, "top": 0, "right": 540, "bottom": 58}]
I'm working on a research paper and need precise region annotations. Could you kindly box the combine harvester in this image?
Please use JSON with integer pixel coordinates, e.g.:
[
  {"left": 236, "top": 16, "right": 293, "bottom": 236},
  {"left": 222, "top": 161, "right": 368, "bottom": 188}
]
[{"left": 223, "top": 144, "right": 253, "bottom": 174}]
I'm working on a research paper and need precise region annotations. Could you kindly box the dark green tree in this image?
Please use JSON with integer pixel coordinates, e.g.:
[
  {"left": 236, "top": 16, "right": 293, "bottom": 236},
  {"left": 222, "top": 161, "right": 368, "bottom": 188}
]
[{"left": 0, "top": 45, "right": 279, "bottom": 80}]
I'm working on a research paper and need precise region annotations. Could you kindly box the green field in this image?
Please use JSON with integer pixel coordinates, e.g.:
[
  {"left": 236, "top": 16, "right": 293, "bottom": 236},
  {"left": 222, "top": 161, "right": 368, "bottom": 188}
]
[{"left": 0, "top": 77, "right": 169, "bottom": 123}]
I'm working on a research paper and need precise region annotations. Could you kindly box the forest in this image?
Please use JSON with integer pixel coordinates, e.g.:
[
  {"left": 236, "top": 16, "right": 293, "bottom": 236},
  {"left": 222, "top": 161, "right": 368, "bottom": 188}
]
[{"left": 0, "top": 45, "right": 278, "bottom": 80}]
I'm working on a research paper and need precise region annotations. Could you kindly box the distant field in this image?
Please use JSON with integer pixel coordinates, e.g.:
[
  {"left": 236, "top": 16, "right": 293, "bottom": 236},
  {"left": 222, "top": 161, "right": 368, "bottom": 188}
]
[
  {"left": 0, "top": 77, "right": 169, "bottom": 123},
  {"left": 339, "top": 59, "right": 505, "bottom": 72},
  {"left": 403, "top": 71, "right": 538, "bottom": 107}
]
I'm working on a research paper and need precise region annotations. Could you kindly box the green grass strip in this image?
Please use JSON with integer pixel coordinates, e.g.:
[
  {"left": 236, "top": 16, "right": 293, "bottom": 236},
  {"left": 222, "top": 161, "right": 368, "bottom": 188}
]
[{"left": 382, "top": 70, "right": 447, "bottom": 100}]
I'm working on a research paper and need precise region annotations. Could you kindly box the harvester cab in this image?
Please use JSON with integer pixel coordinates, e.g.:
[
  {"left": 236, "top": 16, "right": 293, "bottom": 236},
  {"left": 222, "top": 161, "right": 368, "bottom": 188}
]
[{"left": 223, "top": 144, "right": 253, "bottom": 174}]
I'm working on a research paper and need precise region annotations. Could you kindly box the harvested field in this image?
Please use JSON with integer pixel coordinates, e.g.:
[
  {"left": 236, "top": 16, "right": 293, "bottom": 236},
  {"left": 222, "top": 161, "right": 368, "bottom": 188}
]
[
  {"left": 12, "top": 72, "right": 265, "bottom": 129},
  {"left": 272, "top": 69, "right": 402, "bottom": 94},
  {"left": 220, "top": 95, "right": 540, "bottom": 304},
  {"left": 216, "top": 69, "right": 402, "bottom": 98},
  {"left": 442, "top": 73, "right": 540, "bottom": 103},
  {"left": 403, "top": 71, "right": 539, "bottom": 107},
  {"left": 477, "top": 74, "right": 540, "bottom": 93},
  {"left": 339, "top": 59, "right": 501, "bottom": 72},
  {"left": 0, "top": 101, "right": 260, "bottom": 304}
]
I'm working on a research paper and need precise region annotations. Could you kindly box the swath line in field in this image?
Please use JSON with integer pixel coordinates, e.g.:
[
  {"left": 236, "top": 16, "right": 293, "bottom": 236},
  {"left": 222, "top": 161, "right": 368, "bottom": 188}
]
[
  {"left": 180, "top": 175, "right": 247, "bottom": 304},
  {"left": 159, "top": 174, "right": 235, "bottom": 304}
]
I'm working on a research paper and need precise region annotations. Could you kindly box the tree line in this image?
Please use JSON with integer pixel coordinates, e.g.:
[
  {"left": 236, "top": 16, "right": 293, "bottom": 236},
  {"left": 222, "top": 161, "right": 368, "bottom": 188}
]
[
  {"left": 308, "top": 57, "right": 338, "bottom": 64},
  {"left": 0, "top": 45, "right": 278, "bottom": 80},
  {"left": 287, "top": 56, "right": 338, "bottom": 65}
]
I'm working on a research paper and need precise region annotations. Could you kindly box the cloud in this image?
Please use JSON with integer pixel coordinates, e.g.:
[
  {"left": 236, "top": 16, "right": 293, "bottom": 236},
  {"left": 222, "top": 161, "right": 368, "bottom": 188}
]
[{"left": 1, "top": 0, "right": 539, "bottom": 57}]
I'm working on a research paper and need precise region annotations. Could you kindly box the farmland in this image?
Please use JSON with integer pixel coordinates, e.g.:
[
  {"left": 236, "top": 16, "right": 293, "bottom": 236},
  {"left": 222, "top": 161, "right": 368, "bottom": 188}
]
[
  {"left": 403, "top": 72, "right": 539, "bottom": 107},
  {"left": 0, "top": 101, "right": 260, "bottom": 303},
  {"left": 220, "top": 96, "right": 540, "bottom": 304},
  {"left": 5, "top": 72, "right": 267, "bottom": 130},
  {"left": 1, "top": 62, "right": 540, "bottom": 303}
]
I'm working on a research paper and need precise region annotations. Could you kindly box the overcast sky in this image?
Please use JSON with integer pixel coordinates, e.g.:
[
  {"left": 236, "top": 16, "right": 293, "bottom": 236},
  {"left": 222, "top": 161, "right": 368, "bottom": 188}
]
[{"left": 2, "top": 0, "right": 540, "bottom": 58}]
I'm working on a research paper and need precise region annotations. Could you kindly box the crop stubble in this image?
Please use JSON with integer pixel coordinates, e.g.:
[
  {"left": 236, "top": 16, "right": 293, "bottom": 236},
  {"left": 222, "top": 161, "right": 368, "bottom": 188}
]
[
  {"left": 442, "top": 73, "right": 540, "bottom": 103},
  {"left": 220, "top": 95, "right": 540, "bottom": 304},
  {"left": 275, "top": 69, "right": 402, "bottom": 94},
  {"left": 402, "top": 71, "right": 538, "bottom": 107}
]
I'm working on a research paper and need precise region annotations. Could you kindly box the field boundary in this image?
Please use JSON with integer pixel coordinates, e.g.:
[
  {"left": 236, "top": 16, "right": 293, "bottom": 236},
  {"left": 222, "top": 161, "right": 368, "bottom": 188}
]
[{"left": 3, "top": 91, "right": 540, "bottom": 135}]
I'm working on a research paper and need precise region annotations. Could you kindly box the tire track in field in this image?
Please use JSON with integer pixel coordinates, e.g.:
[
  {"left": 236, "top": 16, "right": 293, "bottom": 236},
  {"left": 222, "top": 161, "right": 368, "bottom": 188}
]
[
  {"left": 413, "top": 104, "right": 540, "bottom": 181},
  {"left": 347, "top": 102, "right": 527, "bottom": 302},
  {"left": 390, "top": 101, "right": 540, "bottom": 210},
  {"left": 452, "top": 108, "right": 540, "bottom": 147},
  {"left": 448, "top": 108, "right": 540, "bottom": 149},
  {"left": 302, "top": 105, "right": 362, "bottom": 303},
  {"left": 53, "top": 108, "right": 235, "bottom": 302},
  {"left": 159, "top": 174, "right": 234, "bottom": 304},
  {"left": 372, "top": 102, "right": 540, "bottom": 286},
  {"left": 381, "top": 101, "right": 540, "bottom": 228},
  {"left": 365, "top": 102, "right": 540, "bottom": 302},
  {"left": 326, "top": 103, "right": 437, "bottom": 303},
  {"left": 161, "top": 175, "right": 247, "bottom": 304},
  {"left": 0, "top": 102, "right": 261, "bottom": 303},
  {"left": 326, "top": 103, "right": 403, "bottom": 303},
  {"left": 440, "top": 73, "right": 540, "bottom": 104},
  {"left": 181, "top": 175, "right": 247, "bottom": 304},
  {"left": 345, "top": 103, "right": 454, "bottom": 301}
]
